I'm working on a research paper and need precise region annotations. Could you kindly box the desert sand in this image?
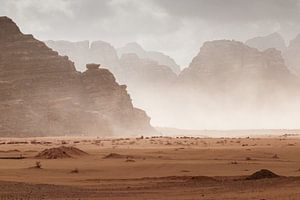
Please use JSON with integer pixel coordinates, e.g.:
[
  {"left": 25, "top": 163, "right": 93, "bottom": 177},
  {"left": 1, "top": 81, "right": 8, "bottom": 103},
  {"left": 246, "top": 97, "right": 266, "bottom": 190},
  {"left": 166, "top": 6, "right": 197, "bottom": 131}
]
[{"left": 0, "top": 133, "right": 300, "bottom": 199}]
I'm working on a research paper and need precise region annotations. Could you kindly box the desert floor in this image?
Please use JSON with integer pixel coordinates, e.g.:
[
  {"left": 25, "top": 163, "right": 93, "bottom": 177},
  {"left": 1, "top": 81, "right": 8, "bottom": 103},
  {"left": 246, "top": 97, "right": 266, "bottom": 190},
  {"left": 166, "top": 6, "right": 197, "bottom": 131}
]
[{"left": 0, "top": 133, "right": 299, "bottom": 199}]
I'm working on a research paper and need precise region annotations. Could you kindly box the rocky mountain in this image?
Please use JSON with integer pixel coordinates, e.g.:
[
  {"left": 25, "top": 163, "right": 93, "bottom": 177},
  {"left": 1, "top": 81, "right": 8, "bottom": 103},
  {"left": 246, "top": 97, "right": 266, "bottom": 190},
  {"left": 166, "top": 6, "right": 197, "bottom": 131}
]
[
  {"left": 0, "top": 16, "right": 154, "bottom": 137},
  {"left": 116, "top": 53, "right": 177, "bottom": 125},
  {"left": 175, "top": 40, "right": 300, "bottom": 129},
  {"left": 245, "top": 33, "right": 286, "bottom": 52},
  {"left": 284, "top": 34, "right": 300, "bottom": 76},
  {"left": 180, "top": 40, "right": 293, "bottom": 88},
  {"left": 117, "top": 42, "right": 181, "bottom": 74},
  {"left": 45, "top": 40, "right": 120, "bottom": 73},
  {"left": 118, "top": 53, "right": 177, "bottom": 88}
]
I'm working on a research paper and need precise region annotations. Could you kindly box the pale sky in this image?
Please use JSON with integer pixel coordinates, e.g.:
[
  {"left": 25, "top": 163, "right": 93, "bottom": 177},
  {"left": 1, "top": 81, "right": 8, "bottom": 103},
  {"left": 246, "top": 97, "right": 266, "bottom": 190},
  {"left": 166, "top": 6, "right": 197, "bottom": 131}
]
[{"left": 1, "top": 0, "right": 300, "bottom": 68}]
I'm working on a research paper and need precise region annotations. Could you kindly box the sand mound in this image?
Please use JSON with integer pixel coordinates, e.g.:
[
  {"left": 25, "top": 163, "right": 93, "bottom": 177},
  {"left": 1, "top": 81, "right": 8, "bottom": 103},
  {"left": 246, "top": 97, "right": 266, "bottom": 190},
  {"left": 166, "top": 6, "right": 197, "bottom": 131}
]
[
  {"left": 103, "top": 153, "right": 131, "bottom": 159},
  {"left": 246, "top": 169, "right": 280, "bottom": 180},
  {"left": 35, "top": 146, "right": 88, "bottom": 159},
  {"left": 103, "top": 153, "right": 146, "bottom": 160}
]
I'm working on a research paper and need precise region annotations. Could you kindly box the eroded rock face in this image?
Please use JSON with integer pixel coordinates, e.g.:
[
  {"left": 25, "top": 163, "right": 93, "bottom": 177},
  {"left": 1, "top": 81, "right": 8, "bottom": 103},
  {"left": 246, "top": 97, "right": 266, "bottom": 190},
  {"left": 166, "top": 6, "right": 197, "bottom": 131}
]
[
  {"left": 174, "top": 40, "right": 300, "bottom": 129},
  {"left": 118, "top": 53, "right": 177, "bottom": 88},
  {"left": 45, "top": 40, "right": 89, "bottom": 71},
  {"left": 116, "top": 53, "right": 177, "bottom": 128},
  {"left": 284, "top": 34, "right": 300, "bottom": 76},
  {"left": 0, "top": 17, "right": 154, "bottom": 137},
  {"left": 179, "top": 40, "right": 294, "bottom": 92},
  {"left": 245, "top": 33, "right": 286, "bottom": 52},
  {"left": 81, "top": 64, "right": 153, "bottom": 134},
  {"left": 117, "top": 42, "right": 181, "bottom": 74},
  {"left": 45, "top": 40, "right": 120, "bottom": 73}
]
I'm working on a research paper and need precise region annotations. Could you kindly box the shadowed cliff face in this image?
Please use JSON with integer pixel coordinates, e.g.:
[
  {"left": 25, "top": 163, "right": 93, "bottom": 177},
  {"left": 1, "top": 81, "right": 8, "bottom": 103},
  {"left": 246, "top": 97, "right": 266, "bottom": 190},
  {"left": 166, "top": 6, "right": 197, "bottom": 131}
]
[{"left": 0, "top": 17, "right": 154, "bottom": 137}]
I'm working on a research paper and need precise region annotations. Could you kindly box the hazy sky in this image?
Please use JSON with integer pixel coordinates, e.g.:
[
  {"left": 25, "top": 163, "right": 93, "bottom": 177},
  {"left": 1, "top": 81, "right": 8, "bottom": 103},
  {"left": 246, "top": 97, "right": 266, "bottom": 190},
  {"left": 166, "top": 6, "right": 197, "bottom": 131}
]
[{"left": 1, "top": 0, "right": 300, "bottom": 67}]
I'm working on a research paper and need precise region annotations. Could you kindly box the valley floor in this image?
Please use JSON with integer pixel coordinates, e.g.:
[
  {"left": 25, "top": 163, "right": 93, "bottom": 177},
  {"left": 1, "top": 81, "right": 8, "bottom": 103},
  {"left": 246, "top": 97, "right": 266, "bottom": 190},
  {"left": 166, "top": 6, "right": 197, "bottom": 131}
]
[{"left": 0, "top": 134, "right": 299, "bottom": 199}]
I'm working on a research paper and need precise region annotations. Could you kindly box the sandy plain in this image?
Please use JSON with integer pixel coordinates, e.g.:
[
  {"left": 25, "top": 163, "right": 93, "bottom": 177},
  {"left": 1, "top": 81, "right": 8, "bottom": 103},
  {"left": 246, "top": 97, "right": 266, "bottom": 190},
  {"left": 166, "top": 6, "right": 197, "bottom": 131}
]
[{"left": 0, "top": 132, "right": 299, "bottom": 200}]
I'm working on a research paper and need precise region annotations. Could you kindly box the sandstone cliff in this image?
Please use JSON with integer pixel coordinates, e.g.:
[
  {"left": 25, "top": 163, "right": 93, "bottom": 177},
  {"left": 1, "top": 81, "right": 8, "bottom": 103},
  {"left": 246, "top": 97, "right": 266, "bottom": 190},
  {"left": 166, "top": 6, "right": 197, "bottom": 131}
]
[
  {"left": 179, "top": 40, "right": 294, "bottom": 91},
  {"left": 0, "top": 16, "right": 154, "bottom": 137},
  {"left": 174, "top": 40, "right": 300, "bottom": 129},
  {"left": 45, "top": 40, "right": 120, "bottom": 73}
]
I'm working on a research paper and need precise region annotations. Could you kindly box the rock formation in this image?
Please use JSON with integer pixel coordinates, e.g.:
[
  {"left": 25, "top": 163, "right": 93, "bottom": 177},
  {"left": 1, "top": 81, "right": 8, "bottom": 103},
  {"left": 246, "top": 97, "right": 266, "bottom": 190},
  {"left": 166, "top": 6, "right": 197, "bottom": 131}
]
[
  {"left": 179, "top": 40, "right": 294, "bottom": 93},
  {"left": 0, "top": 16, "right": 154, "bottom": 137},
  {"left": 118, "top": 53, "right": 177, "bottom": 89},
  {"left": 175, "top": 40, "right": 300, "bottom": 129},
  {"left": 245, "top": 32, "right": 286, "bottom": 52},
  {"left": 45, "top": 40, "right": 120, "bottom": 73},
  {"left": 117, "top": 42, "right": 181, "bottom": 74},
  {"left": 284, "top": 34, "right": 300, "bottom": 76},
  {"left": 116, "top": 53, "right": 177, "bottom": 125},
  {"left": 81, "top": 63, "right": 153, "bottom": 134},
  {"left": 44, "top": 40, "right": 89, "bottom": 71}
]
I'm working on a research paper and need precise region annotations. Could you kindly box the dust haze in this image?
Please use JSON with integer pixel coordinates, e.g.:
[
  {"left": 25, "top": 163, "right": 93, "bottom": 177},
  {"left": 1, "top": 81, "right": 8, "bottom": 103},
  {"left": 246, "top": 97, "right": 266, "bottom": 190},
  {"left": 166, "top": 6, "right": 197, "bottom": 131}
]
[{"left": 2, "top": 0, "right": 300, "bottom": 132}]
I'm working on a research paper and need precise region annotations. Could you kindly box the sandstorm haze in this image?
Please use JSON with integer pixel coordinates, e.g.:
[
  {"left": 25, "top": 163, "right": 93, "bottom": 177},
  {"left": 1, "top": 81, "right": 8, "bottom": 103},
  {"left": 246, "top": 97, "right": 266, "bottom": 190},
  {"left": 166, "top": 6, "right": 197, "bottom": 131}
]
[
  {"left": 2, "top": 0, "right": 300, "bottom": 67},
  {"left": 1, "top": 0, "right": 300, "bottom": 131}
]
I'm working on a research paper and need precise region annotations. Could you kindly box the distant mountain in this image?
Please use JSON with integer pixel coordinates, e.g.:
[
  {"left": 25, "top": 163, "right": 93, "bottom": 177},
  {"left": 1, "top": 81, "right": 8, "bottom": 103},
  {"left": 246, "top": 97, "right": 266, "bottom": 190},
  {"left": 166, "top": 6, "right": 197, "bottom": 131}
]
[
  {"left": 118, "top": 53, "right": 177, "bottom": 88},
  {"left": 245, "top": 33, "right": 286, "bottom": 52},
  {"left": 45, "top": 40, "right": 179, "bottom": 127},
  {"left": 180, "top": 40, "right": 293, "bottom": 89},
  {"left": 116, "top": 53, "right": 177, "bottom": 125},
  {"left": 117, "top": 42, "right": 181, "bottom": 74},
  {"left": 45, "top": 40, "right": 120, "bottom": 73},
  {"left": 0, "top": 16, "right": 154, "bottom": 137},
  {"left": 284, "top": 34, "right": 300, "bottom": 76},
  {"left": 174, "top": 40, "right": 300, "bottom": 129}
]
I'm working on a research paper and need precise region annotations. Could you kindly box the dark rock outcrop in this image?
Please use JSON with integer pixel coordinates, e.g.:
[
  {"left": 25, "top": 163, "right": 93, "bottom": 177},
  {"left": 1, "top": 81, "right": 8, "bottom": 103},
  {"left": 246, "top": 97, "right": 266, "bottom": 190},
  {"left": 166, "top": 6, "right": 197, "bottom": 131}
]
[
  {"left": 0, "top": 16, "right": 154, "bottom": 137},
  {"left": 81, "top": 64, "right": 153, "bottom": 134},
  {"left": 35, "top": 146, "right": 88, "bottom": 159},
  {"left": 246, "top": 169, "right": 280, "bottom": 180}
]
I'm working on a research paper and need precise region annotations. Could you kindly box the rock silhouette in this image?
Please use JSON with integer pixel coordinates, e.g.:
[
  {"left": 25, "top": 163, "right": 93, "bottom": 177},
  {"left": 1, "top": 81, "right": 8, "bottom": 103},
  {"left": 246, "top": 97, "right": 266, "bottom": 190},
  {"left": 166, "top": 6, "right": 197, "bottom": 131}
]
[
  {"left": 245, "top": 32, "right": 286, "bottom": 52},
  {"left": 0, "top": 16, "right": 154, "bottom": 137}
]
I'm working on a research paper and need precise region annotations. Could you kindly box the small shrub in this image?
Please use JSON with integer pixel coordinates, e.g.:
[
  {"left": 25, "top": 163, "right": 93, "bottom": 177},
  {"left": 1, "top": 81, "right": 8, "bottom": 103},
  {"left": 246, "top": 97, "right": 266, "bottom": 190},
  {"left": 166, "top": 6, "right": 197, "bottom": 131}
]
[
  {"left": 246, "top": 157, "right": 252, "bottom": 161},
  {"left": 35, "top": 161, "right": 42, "bottom": 169},
  {"left": 70, "top": 168, "right": 79, "bottom": 173}
]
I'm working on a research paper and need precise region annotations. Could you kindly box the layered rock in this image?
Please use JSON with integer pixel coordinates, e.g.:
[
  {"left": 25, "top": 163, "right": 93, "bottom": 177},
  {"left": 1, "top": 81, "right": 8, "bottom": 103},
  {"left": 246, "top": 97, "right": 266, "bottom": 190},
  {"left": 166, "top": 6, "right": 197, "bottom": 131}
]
[
  {"left": 245, "top": 33, "right": 286, "bottom": 52},
  {"left": 117, "top": 53, "right": 177, "bottom": 126},
  {"left": 81, "top": 64, "right": 153, "bottom": 134},
  {"left": 179, "top": 40, "right": 294, "bottom": 91},
  {"left": 117, "top": 42, "right": 181, "bottom": 74},
  {"left": 118, "top": 53, "right": 177, "bottom": 88},
  {"left": 44, "top": 40, "right": 89, "bottom": 71},
  {"left": 0, "top": 16, "right": 154, "bottom": 137},
  {"left": 175, "top": 40, "right": 300, "bottom": 129},
  {"left": 45, "top": 40, "right": 120, "bottom": 73},
  {"left": 284, "top": 34, "right": 300, "bottom": 76}
]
